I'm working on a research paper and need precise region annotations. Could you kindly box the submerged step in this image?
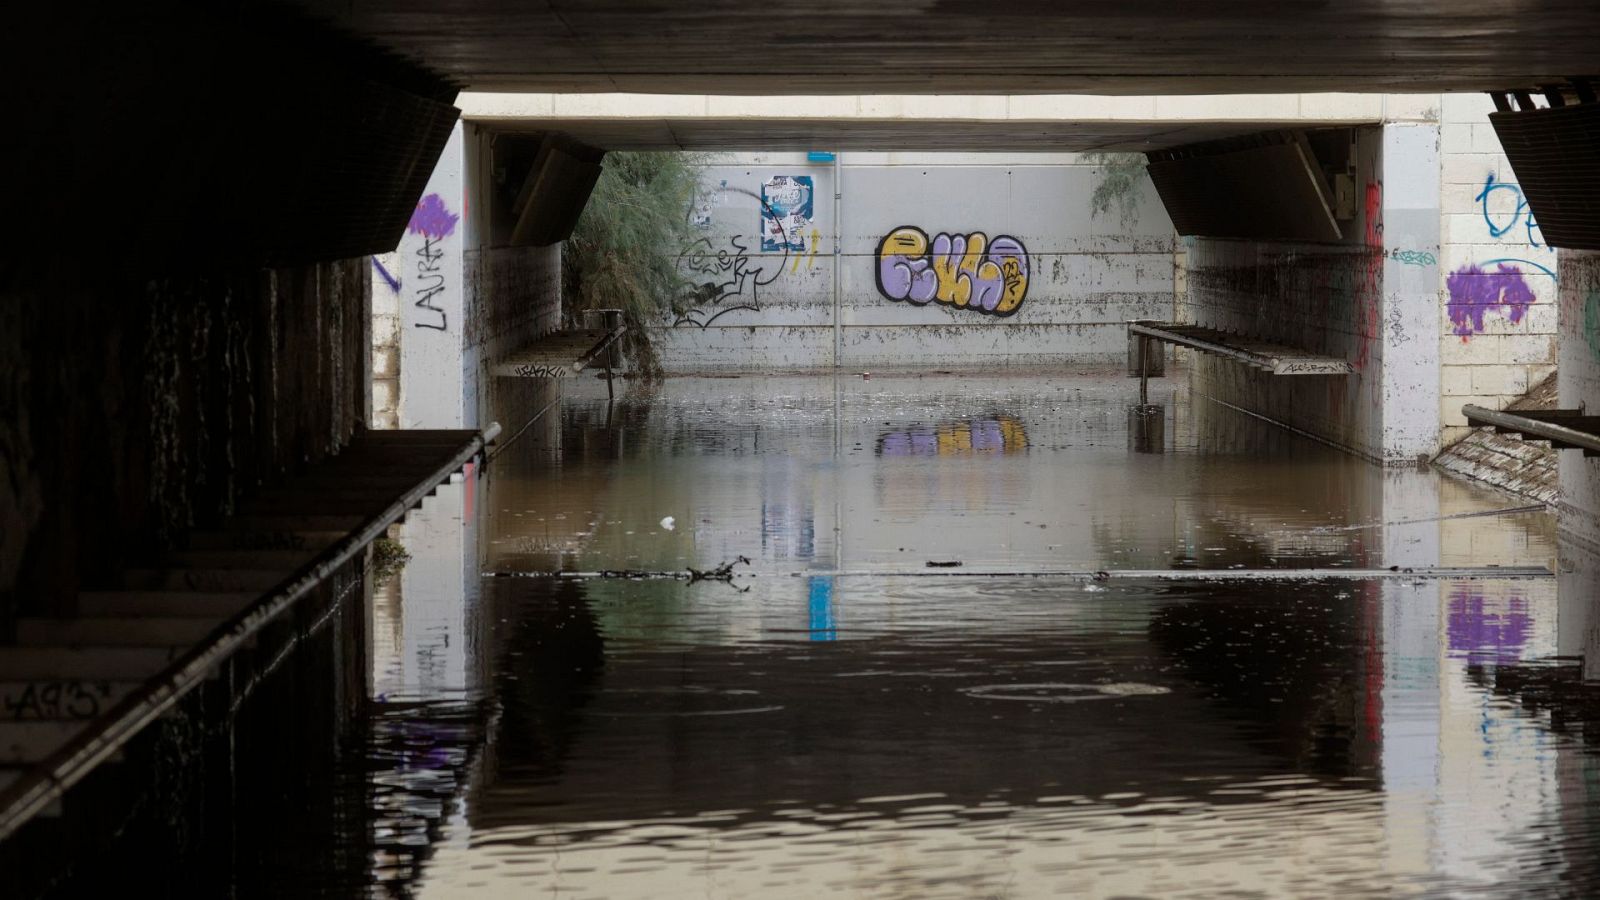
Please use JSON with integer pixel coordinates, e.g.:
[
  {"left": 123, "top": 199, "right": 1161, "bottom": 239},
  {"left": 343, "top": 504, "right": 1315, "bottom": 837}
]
[
  {"left": 16, "top": 618, "right": 218, "bottom": 648},
  {"left": 0, "top": 647, "right": 178, "bottom": 681},
  {"left": 77, "top": 592, "right": 256, "bottom": 618}
]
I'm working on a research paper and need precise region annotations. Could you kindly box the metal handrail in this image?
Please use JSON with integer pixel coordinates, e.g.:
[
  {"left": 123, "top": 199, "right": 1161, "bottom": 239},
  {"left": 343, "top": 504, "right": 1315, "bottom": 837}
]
[
  {"left": 0, "top": 422, "right": 500, "bottom": 841},
  {"left": 1128, "top": 321, "right": 1353, "bottom": 375},
  {"left": 1463, "top": 404, "right": 1600, "bottom": 454}
]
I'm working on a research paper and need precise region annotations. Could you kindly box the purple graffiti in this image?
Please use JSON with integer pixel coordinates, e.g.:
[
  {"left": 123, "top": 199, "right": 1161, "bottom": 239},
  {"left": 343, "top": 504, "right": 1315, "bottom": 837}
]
[
  {"left": 1446, "top": 263, "right": 1535, "bottom": 338},
  {"left": 875, "top": 227, "right": 1030, "bottom": 316},
  {"left": 407, "top": 193, "right": 459, "bottom": 239},
  {"left": 371, "top": 257, "right": 401, "bottom": 293},
  {"left": 1447, "top": 588, "right": 1531, "bottom": 664}
]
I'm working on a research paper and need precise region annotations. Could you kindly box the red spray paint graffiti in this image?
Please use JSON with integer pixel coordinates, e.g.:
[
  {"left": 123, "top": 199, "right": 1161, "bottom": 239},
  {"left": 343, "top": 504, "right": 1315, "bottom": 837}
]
[{"left": 1356, "top": 181, "right": 1383, "bottom": 373}]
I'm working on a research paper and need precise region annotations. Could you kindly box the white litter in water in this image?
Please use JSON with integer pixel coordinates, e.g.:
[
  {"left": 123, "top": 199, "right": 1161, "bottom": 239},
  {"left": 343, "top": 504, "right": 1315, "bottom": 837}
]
[{"left": 661, "top": 516, "right": 676, "bottom": 530}]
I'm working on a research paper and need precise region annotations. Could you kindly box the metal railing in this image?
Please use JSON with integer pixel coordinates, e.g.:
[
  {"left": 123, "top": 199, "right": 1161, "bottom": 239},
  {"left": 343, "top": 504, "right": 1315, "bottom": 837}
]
[
  {"left": 0, "top": 423, "right": 500, "bottom": 840},
  {"left": 1462, "top": 404, "right": 1600, "bottom": 455}
]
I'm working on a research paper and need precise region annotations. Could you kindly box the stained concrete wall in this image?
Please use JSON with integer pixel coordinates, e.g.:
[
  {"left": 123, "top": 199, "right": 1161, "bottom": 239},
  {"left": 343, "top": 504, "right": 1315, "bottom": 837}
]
[
  {"left": 3, "top": 7, "right": 462, "bottom": 631},
  {"left": 1182, "top": 125, "right": 1441, "bottom": 464},
  {"left": 655, "top": 152, "right": 1175, "bottom": 371},
  {"left": 1183, "top": 129, "right": 1387, "bottom": 459},
  {"left": 373, "top": 124, "right": 564, "bottom": 432},
  {"left": 1438, "top": 94, "right": 1560, "bottom": 444},
  {"left": 0, "top": 261, "right": 370, "bottom": 628}
]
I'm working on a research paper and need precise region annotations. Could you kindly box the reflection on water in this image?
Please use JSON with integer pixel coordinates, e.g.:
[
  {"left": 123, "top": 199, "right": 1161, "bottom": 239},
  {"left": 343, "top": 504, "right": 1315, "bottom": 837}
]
[
  {"left": 348, "top": 372, "right": 1600, "bottom": 898},
  {"left": 876, "top": 414, "right": 1029, "bottom": 456}
]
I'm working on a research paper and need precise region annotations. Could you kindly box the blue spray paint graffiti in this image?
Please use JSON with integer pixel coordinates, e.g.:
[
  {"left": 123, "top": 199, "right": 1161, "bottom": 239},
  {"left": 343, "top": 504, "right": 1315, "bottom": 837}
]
[{"left": 1476, "top": 173, "right": 1544, "bottom": 248}]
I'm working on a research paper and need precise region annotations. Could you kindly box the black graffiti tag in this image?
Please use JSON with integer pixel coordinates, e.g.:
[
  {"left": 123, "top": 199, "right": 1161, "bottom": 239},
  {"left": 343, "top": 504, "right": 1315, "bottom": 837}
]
[
  {"left": 414, "top": 236, "right": 448, "bottom": 331},
  {"left": 4, "top": 680, "right": 111, "bottom": 720}
]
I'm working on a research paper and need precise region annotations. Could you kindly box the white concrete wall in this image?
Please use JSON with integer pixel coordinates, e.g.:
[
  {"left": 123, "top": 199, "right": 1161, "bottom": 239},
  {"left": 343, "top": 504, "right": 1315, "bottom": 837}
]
[
  {"left": 657, "top": 152, "right": 1175, "bottom": 371},
  {"left": 1381, "top": 124, "right": 1444, "bottom": 462},
  {"left": 372, "top": 123, "right": 564, "bottom": 431},
  {"left": 1438, "top": 94, "right": 1560, "bottom": 443},
  {"left": 394, "top": 122, "right": 469, "bottom": 428}
]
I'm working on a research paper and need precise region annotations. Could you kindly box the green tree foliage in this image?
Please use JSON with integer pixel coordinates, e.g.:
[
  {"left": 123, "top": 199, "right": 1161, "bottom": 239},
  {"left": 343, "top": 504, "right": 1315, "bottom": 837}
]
[
  {"left": 563, "top": 151, "right": 707, "bottom": 377},
  {"left": 1085, "top": 152, "right": 1149, "bottom": 230}
]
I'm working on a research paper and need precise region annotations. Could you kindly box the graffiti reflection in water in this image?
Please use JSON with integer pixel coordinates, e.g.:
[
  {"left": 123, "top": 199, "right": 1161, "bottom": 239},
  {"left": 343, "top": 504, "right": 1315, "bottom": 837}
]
[{"left": 877, "top": 415, "right": 1029, "bottom": 457}]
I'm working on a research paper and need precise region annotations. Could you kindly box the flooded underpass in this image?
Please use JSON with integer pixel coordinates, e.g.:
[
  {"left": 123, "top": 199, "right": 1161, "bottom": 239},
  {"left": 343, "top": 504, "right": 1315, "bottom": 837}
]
[{"left": 316, "top": 372, "right": 1599, "bottom": 897}]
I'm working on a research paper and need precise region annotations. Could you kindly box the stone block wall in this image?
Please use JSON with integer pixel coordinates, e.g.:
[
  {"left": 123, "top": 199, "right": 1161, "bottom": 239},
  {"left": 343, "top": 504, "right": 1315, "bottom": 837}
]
[{"left": 1438, "top": 94, "right": 1560, "bottom": 444}]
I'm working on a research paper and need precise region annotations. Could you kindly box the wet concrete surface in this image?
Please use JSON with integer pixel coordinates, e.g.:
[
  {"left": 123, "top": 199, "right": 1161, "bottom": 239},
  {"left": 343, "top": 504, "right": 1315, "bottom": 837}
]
[{"left": 348, "top": 371, "right": 1600, "bottom": 898}]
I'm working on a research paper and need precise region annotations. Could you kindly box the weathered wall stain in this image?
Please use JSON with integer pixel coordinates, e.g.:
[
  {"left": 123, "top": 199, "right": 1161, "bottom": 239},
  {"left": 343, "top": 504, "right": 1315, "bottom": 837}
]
[
  {"left": 1357, "top": 180, "right": 1383, "bottom": 372},
  {"left": 1446, "top": 263, "right": 1535, "bottom": 338},
  {"left": 2, "top": 259, "right": 370, "bottom": 623},
  {"left": 1585, "top": 290, "right": 1600, "bottom": 362},
  {"left": 875, "top": 227, "right": 1030, "bottom": 316}
]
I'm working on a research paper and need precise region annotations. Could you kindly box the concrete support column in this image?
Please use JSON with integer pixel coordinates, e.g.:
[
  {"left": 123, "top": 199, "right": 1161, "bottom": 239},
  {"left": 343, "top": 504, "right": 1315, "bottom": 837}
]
[
  {"left": 1557, "top": 250, "right": 1600, "bottom": 546},
  {"left": 386, "top": 122, "right": 469, "bottom": 429},
  {"left": 1379, "top": 123, "right": 1443, "bottom": 463}
]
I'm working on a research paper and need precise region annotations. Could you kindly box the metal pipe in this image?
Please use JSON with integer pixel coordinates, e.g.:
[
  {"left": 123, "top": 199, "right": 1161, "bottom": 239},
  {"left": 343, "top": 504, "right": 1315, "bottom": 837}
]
[
  {"left": 1463, "top": 404, "right": 1600, "bottom": 454},
  {"left": 0, "top": 423, "right": 501, "bottom": 841},
  {"left": 485, "top": 565, "right": 1551, "bottom": 582},
  {"left": 832, "top": 152, "right": 842, "bottom": 368},
  {"left": 1139, "top": 336, "right": 1149, "bottom": 407},
  {"left": 1129, "top": 322, "right": 1352, "bottom": 376}
]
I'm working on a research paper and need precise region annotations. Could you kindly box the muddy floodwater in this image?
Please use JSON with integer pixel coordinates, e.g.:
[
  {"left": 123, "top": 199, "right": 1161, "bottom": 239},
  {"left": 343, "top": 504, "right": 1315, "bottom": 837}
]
[{"left": 319, "top": 372, "right": 1600, "bottom": 898}]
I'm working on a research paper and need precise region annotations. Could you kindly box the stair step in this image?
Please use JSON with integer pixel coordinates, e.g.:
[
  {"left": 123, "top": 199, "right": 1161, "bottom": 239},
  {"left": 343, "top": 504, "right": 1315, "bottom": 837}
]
[
  {"left": 78, "top": 592, "right": 256, "bottom": 618},
  {"left": 185, "top": 530, "right": 345, "bottom": 552},
  {"left": 16, "top": 618, "right": 218, "bottom": 648},
  {"left": 226, "top": 515, "right": 368, "bottom": 533},
  {"left": 125, "top": 569, "right": 286, "bottom": 593},
  {"left": 238, "top": 497, "right": 396, "bottom": 516},
  {"left": 0, "top": 680, "right": 138, "bottom": 721},
  {"left": 0, "top": 647, "right": 178, "bottom": 681},
  {"left": 0, "top": 721, "right": 87, "bottom": 764},
  {"left": 0, "top": 766, "right": 64, "bottom": 816},
  {"left": 165, "top": 549, "right": 315, "bottom": 569}
]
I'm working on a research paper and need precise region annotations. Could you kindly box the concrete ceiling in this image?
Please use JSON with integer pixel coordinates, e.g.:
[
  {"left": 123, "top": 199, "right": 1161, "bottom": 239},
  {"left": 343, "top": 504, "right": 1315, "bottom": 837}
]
[
  {"left": 294, "top": 0, "right": 1600, "bottom": 95},
  {"left": 474, "top": 118, "right": 1341, "bottom": 153}
]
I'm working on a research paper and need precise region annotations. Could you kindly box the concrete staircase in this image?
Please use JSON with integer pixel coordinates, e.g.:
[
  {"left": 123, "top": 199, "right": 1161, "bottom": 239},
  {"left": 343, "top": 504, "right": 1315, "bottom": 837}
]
[{"left": 0, "top": 429, "right": 490, "bottom": 829}]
